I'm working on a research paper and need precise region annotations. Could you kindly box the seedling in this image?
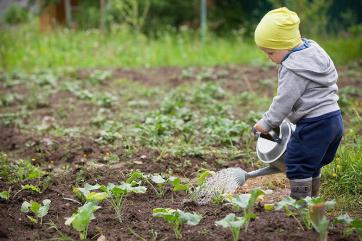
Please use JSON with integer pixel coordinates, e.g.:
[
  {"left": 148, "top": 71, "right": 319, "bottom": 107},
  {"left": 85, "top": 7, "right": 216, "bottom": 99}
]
[
  {"left": 305, "top": 197, "right": 336, "bottom": 241},
  {"left": 275, "top": 196, "right": 310, "bottom": 230},
  {"left": 196, "top": 169, "right": 213, "bottom": 186},
  {"left": 168, "top": 176, "right": 189, "bottom": 193},
  {"left": 125, "top": 170, "right": 169, "bottom": 198},
  {"left": 21, "top": 184, "right": 41, "bottom": 193},
  {"left": 100, "top": 182, "right": 146, "bottom": 223},
  {"left": 152, "top": 208, "right": 202, "bottom": 239},
  {"left": 148, "top": 174, "right": 167, "bottom": 197},
  {"left": 224, "top": 188, "right": 267, "bottom": 231},
  {"left": 21, "top": 199, "right": 51, "bottom": 225},
  {"left": 334, "top": 214, "right": 362, "bottom": 241},
  {"left": 215, "top": 213, "right": 246, "bottom": 241},
  {"left": 14, "top": 184, "right": 41, "bottom": 198},
  {"left": 65, "top": 202, "right": 101, "bottom": 240},
  {"left": 276, "top": 196, "right": 335, "bottom": 233}
]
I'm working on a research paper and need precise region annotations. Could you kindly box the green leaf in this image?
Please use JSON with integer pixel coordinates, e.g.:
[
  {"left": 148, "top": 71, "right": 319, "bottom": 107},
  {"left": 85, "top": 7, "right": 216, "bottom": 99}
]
[
  {"left": 86, "top": 192, "right": 108, "bottom": 203},
  {"left": 173, "top": 183, "right": 189, "bottom": 192},
  {"left": 27, "top": 215, "right": 38, "bottom": 224},
  {"left": 225, "top": 194, "right": 250, "bottom": 210},
  {"left": 0, "top": 191, "right": 10, "bottom": 200},
  {"left": 264, "top": 203, "right": 274, "bottom": 212},
  {"left": 196, "top": 169, "right": 213, "bottom": 186},
  {"left": 215, "top": 213, "right": 245, "bottom": 229},
  {"left": 225, "top": 188, "right": 266, "bottom": 213},
  {"left": 21, "top": 201, "right": 31, "bottom": 213},
  {"left": 153, "top": 208, "right": 178, "bottom": 222},
  {"left": 21, "top": 184, "right": 41, "bottom": 193},
  {"left": 77, "top": 183, "right": 101, "bottom": 197},
  {"left": 275, "top": 196, "right": 297, "bottom": 210},
  {"left": 334, "top": 214, "right": 353, "bottom": 224},
  {"left": 153, "top": 208, "right": 202, "bottom": 226},
  {"left": 324, "top": 200, "right": 336, "bottom": 210},
  {"left": 178, "top": 209, "right": 202, "bottom": 225},
  {"left": 126, "top": 170, "right": 145, "bottom": 184},
  {"left": 247, "top": 188, "right": 265, "bottom": 212},
  {"left": 150, "top": 175, "right": 166, "bottom": 184},
  {"left": 309, "top": 203, "right": 329, "bottom": 240},
  {"left": 29, "top": 201, "right": 41, "bottom": 214},
  {"left": 65, "top": 202, "right": 101, "bottom": 232},
  {"left": 168, "top": 176, "right": 189, "bottom": 192},
  {"left": 129, "top": 185, "right": 147, "bottom": 193},
  {"left": 37, "top": 199, "right": 51, "bottom": 218}
]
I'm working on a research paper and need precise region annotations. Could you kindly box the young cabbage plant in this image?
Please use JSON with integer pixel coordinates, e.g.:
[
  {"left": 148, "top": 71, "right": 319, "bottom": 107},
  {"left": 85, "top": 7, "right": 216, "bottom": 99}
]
[
  {"left": 152, "top": 208, "right": 202, "bottom": 239},
  {"left": 73, "top": 183, "right": 108, "bottom": 204},
  {"left": 168, "top": 176, "right": 189, "bottom": 193},
  {"left": 275, "top": 196, "right": 310, "bottom": 230},
  {"left": 65, "top": 202, "right": 100, "bottom": 240},
  {"left": 148, "top": 174, "right": 167, "bottom": 197},
  {"left": 334, "top": 214, "right": 362, "bottom": 241},
  {"left": 125, "top": 170, "right": 146, "bottom": 185},
  {"left": 224, "top": 188, "right": 267, "bottom": 231},
  {"left": 125, "top": 170, "right": 168, "bottom": 198},
  {"left": 14, "top": 184, "right": 41, "bottom": 198},
  {"left": 215, "top": 213, "right": 246, "bottom": 241},
  {"left": 100, "top": 182, "right": 146, "bottom": 223},
  {"left": 21, "top": 199, "right": 51, "bottom": 225},
  {"left": 196, "top": 169, "right": 214, "bottom": 186},
  {"left": 305, "top": 197, "right": 335, "bottom": 241}
]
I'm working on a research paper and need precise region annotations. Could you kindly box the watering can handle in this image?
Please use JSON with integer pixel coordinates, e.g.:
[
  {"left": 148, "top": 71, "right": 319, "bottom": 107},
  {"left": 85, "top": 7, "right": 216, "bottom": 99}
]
[{"left": 252, "top": 127, "right": 282, "bottom": 144}]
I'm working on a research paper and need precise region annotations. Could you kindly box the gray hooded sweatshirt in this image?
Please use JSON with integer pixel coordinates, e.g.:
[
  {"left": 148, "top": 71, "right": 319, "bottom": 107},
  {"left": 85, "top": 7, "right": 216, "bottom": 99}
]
[{"left": 258, "top": 39, "right": 340, "bottom": 132}]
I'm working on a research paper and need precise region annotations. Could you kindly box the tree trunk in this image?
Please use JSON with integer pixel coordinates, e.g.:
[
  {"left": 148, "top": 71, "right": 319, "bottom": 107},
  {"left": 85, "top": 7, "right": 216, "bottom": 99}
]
[{"left": 100, "top": 0, "right": 106, "bottom": 31}]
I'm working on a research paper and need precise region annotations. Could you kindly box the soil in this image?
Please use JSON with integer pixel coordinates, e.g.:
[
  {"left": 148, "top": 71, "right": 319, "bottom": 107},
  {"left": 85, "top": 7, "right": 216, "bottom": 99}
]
[{"left": 1, "top": 63, "right": 361, "bottom": 241}]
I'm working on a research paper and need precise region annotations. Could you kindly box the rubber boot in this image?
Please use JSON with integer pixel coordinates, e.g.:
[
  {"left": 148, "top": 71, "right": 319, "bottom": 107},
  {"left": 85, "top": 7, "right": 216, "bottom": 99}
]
[
  {"left": 289, "top": 178, "right": 312, "bottom": 200},
  {"left": 312, "top": 174, "right": 321, "bottom": 197}
]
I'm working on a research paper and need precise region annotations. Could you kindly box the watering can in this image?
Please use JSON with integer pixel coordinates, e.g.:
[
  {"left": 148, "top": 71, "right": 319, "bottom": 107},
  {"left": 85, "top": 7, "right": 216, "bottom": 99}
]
[
  {"left": 195, "top": 120, "right": 295, "bottom": 204},
  {"left": 231, "top": 120, "right": 296, "bottom": 186}
]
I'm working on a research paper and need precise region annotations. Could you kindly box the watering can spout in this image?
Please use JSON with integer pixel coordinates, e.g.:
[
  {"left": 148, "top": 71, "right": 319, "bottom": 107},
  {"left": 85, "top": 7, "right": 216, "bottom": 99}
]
[{"left": 245, "top": 166, "right": 281, "bottom": 180}]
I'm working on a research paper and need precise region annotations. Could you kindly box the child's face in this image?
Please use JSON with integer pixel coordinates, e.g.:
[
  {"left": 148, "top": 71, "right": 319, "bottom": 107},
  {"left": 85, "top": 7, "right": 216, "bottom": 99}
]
[{"left": 260, "top": 47, "right": 290, "bottom": 64}]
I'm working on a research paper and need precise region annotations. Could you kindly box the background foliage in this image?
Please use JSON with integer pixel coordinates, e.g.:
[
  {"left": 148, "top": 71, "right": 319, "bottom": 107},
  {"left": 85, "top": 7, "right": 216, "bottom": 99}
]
[{"left": 2, "top": 0, "right": 362, "bottom": 37}]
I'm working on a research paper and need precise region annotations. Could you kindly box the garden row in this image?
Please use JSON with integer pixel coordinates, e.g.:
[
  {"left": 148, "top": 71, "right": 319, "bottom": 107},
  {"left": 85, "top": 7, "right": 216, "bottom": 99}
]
[{"left": 1, "top": 155, "right": 361, "bottom": 241}]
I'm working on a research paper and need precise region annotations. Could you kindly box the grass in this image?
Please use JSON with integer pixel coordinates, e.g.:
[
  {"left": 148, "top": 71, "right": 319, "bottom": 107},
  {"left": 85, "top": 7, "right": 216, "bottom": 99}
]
[
  {"left": 1, "top": 20, "right": 362, "bottom": 71},
  {"left": 322, "top": 131, "right": 362, "bottom": 215},
  {"left": 0, "top": 20, "right": 264, "bottom": 71}
]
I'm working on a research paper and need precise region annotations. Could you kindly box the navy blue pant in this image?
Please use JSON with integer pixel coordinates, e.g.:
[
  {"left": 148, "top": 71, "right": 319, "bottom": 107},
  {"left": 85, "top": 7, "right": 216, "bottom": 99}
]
[{"left": 285, "top": 110, "right": 344, "bottom": 179}]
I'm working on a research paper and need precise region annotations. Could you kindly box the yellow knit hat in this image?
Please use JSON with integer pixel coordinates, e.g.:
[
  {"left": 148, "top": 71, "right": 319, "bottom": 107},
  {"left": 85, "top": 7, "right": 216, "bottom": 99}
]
[{"left": 255, "top": 7, "right": 302, "bottom": 50}]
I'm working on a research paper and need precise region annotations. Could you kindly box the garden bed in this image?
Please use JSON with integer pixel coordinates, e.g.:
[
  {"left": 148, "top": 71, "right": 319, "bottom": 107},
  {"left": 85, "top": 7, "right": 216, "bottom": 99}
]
[{"left": 0, "top": 63, "right": 361, "bottom": 240}]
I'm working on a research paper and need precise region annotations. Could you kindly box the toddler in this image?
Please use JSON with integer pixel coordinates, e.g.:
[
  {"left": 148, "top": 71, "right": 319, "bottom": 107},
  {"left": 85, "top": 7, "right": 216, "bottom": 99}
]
[{"left": 253, "top": 7, "right": 344, "bottom": 200}]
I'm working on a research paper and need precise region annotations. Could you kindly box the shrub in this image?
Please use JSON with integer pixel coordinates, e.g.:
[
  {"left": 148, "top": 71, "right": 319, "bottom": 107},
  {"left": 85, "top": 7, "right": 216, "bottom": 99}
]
[{"left": 3, "top": 4, "right": 29, "bottom": 25}]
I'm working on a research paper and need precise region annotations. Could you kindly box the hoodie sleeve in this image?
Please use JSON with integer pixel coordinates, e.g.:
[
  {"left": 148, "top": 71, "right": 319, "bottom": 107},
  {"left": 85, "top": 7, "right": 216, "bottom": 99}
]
[{"left": 257, "top": 67, "right": 307, "bottom": 131}]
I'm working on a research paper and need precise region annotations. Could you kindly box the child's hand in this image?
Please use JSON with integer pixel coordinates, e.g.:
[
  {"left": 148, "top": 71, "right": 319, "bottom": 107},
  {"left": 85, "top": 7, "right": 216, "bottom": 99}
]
[{"left": 253, "top": 123, "right": 268, "bottom": 134}]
